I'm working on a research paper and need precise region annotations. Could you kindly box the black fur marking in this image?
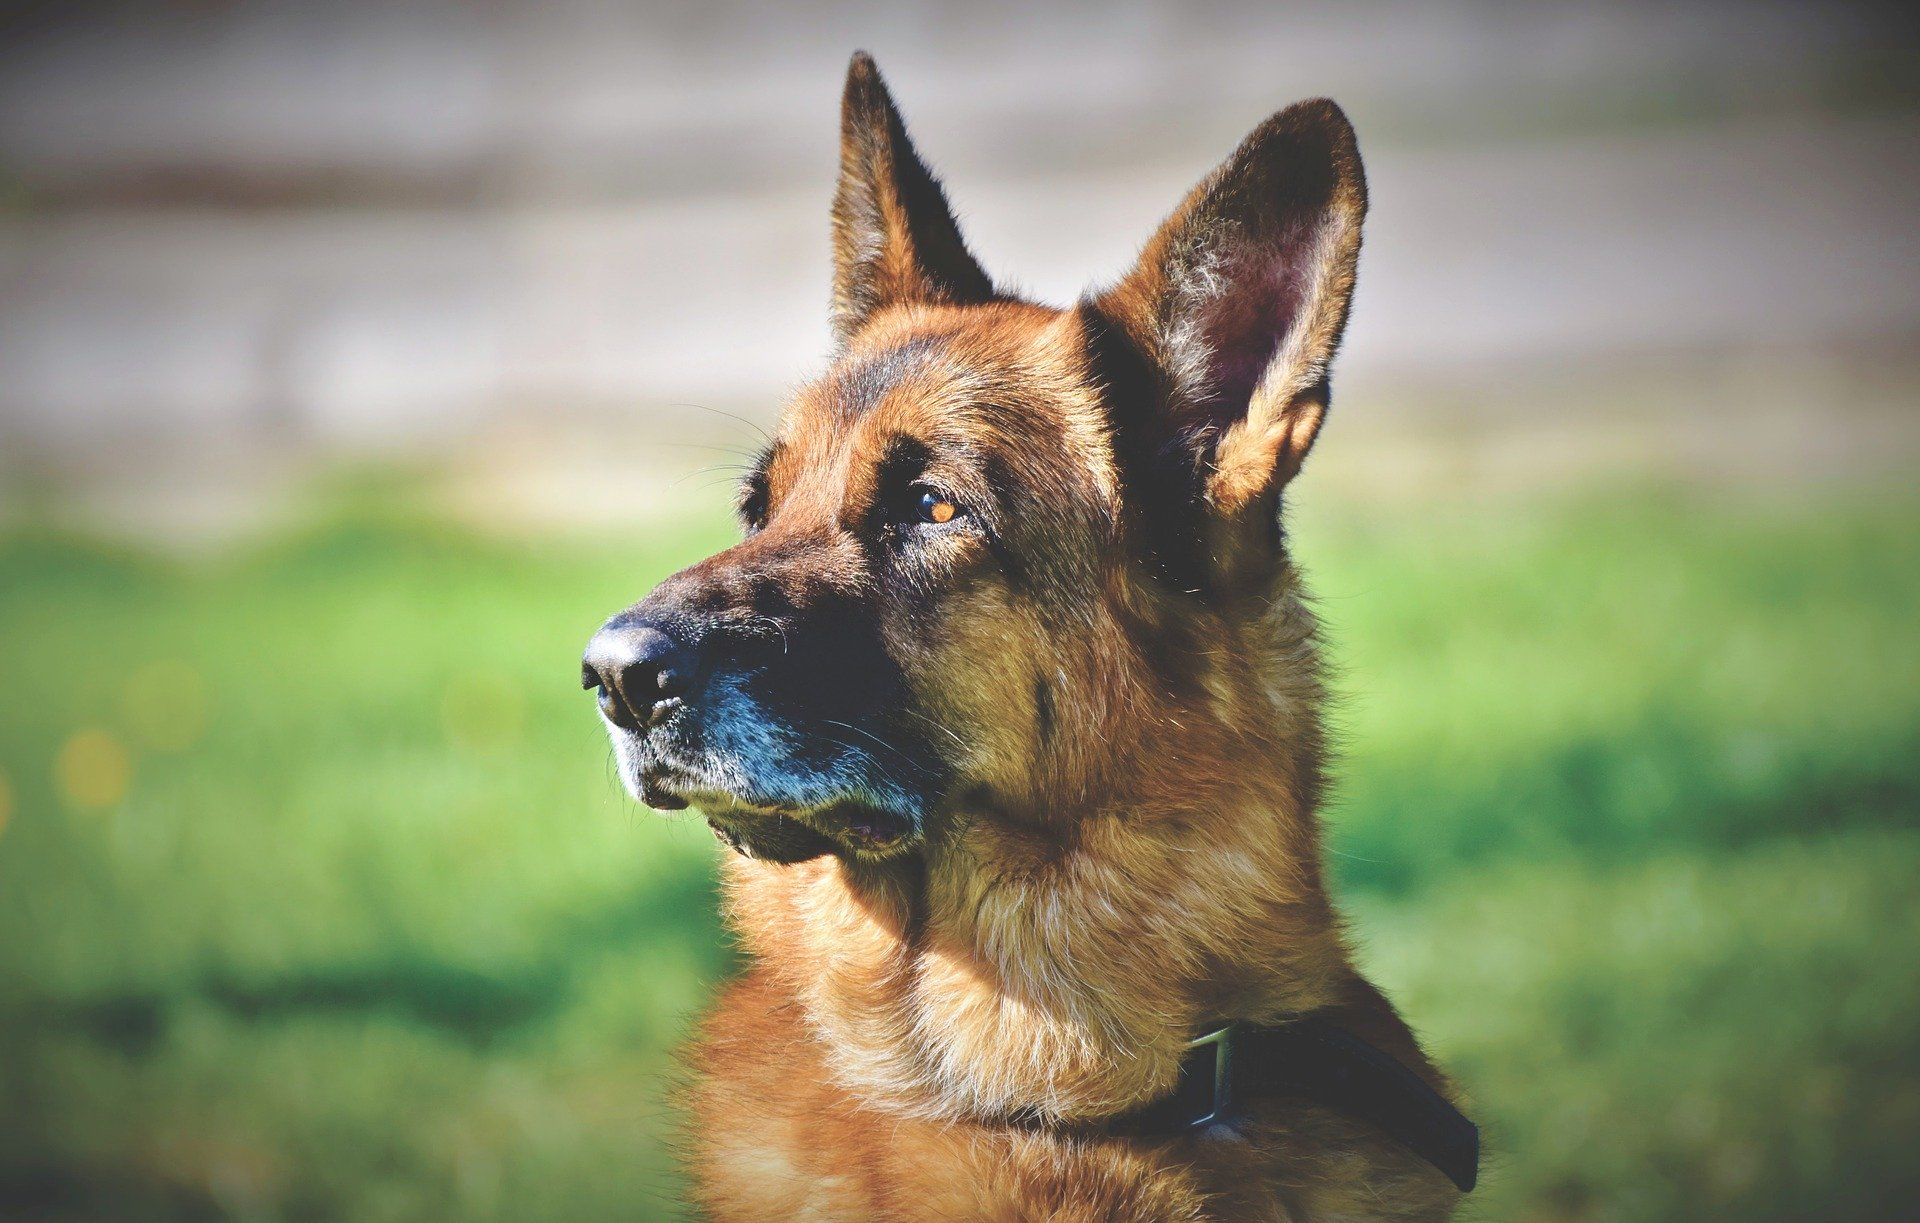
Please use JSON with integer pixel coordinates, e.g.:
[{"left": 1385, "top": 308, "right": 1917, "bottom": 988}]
[
  {"left": 872, "top": 434, "right": 935, "bottom": 521},
  {"left": 1033, "top": 674, "right": 1054, "bottom": 746},
  {"left": 835, "top": 334, "right": 949, "bottom": 420},
  {"left": 978, "top": 450, "right": 1034, "bottom": 591},
  {"left": 1076, "top": 300, "right": 1212, "bottom": 596}
]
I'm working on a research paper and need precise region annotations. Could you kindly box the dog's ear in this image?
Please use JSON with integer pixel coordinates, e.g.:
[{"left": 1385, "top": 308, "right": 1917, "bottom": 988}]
[
  {"left": 830, "top": 52, "right": 994, "bottom": 346},
  {"left": 1090, "top": 100, "right": 1366, "bottom": 520}
]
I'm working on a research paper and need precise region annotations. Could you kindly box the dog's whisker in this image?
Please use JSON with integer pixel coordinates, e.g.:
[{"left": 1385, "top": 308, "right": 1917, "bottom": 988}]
[
  {"left": 895, "top": 706, "right": 966, "bottom": 750},
  {"left": 803, "top": 725, "right": 936, "bottom": 789},
  {"left": 818, "top": 718, "right": 939, "bottom": 781},
  {"left": 670, "top": 462, "right": 754, "bottom": 490},
  {"left": 649, "top": 440, "right": 762, "bottom": 459},
  {"left": 668, "top": 400, "right": 774, "bottom": 446}
]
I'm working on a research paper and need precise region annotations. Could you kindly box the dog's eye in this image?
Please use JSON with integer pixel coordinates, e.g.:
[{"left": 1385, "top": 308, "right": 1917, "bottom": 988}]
[{"left": 914, "top": 488, "right": 961, "bottom": 525}]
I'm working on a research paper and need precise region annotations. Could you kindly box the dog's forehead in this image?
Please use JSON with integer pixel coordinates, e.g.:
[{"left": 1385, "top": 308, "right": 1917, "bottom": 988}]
[{"left": 767, "top": 303, "right": 1117, "bottom": 503}]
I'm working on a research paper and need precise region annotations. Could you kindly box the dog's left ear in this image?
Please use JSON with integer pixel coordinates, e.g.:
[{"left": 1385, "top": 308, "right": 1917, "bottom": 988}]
[
  {"left": 1091, "top": 99, "right": 1366, "bottom": 520},
  {"left": 830, "top": 52, "right": 995, "bottom": 346}
]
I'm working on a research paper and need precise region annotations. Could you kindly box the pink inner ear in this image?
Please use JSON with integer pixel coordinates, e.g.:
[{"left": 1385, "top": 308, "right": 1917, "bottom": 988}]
[{"left": 1180, "top": 223, "right": 1317, "bottom": 436}]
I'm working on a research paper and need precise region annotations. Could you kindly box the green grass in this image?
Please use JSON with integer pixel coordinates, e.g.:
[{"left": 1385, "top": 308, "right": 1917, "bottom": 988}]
[{"left": 1, "top": 481, "right": 1916, "bottom": 1219}]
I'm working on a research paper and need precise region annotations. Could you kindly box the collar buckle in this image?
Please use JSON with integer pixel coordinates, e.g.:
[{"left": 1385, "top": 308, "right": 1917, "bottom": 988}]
[
  {"left": 1182, "top": 1023, "right": 1236, "bottom": 1130},
  {"left": 1108, "top": 1018, "right": 1479, "bottom": 1192}
]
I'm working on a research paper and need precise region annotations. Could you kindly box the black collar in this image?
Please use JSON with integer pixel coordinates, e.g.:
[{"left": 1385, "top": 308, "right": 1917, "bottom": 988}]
[{"left": 1113, "top": 1017, "right": 1479, "bottom": 1193}]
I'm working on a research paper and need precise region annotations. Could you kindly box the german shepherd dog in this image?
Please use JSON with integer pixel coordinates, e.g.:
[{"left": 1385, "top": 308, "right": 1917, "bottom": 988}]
[{"left": 582, "top": 53, "right": 1474, "bottom": 1221}]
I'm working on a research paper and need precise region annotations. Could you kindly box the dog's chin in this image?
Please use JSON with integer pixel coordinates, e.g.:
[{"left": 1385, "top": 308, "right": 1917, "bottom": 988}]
[
  {"left": 704, "top": 814, "right": 840, "bottom": 863},
  {"left": 699, "top": 797, "right": 921, "bottom": 864},
  {"left": 609, "top": 724, "right": 926, "bottom": 863},
  {"left": 621, "top": 755, "right": 921, "bottom": 864}
]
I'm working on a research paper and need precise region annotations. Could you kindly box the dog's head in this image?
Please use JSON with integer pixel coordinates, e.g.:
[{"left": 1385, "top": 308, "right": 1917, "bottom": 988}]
[{"left": 584, "top": 54, "right": 1365, "bottom": 864}]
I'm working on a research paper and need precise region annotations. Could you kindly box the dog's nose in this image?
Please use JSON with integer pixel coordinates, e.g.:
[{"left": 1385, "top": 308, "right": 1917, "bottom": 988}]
[{"left": 582, "top": 619, "right": 693, "bottom": 730}]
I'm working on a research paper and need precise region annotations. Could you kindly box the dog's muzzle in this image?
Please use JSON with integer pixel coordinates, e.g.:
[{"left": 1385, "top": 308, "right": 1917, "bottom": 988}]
[{"left": 580, "top": 602, "right": 931, "bottom": 862}]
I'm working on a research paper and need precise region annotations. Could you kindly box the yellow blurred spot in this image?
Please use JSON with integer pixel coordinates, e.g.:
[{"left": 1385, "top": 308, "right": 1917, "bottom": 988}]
[
  {"left": 0, "top": 769, "right": 13, "bottom": 837},
  {"left": 443, "top": 675, "right": 525, "bottom": 754},
  {"left": 55, "top": 729, "right": 132, "bottom": 810},
  {"left": 122, "top": 659, "right": 210, "bottom": 753}
]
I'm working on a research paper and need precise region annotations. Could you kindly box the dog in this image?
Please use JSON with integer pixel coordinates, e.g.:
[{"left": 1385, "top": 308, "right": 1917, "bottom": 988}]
[{"left": 582, "top": 52, "right": 1475, "bottom": 1221}]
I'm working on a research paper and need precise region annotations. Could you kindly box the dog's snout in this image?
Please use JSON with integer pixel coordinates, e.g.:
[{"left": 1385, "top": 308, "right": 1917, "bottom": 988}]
[{"left": 582, "top": 619, "right": 694, "bottom": 730}]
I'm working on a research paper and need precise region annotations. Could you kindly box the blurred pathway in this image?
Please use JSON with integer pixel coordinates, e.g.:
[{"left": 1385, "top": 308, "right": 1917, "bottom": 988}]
[{"left": 5, "top": 113, "right": 1915, "bottom": 458}]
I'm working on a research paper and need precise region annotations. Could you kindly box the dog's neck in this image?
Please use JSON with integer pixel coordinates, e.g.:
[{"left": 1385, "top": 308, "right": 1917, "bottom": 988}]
[
  {"left": 722, "top": 774, "right": 1383, "bottom": 1124},
  {"left": 718, "top": 580, "right": 1438, "bottom": 1123}
]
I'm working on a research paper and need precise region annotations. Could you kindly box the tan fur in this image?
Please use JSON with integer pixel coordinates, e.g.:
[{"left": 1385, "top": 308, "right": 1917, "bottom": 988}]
[{"left": 648, "top": 54, "right": 1465, "bottom": 1220}]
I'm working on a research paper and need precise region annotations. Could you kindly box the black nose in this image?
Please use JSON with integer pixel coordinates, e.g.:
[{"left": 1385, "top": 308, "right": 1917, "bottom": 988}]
[{"left": 581, "top": 619, "right": 694, "bottom": 730}]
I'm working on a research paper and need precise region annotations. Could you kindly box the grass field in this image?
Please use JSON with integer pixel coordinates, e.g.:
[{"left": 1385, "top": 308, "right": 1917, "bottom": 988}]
[{"left": 2, "top": 478, "right": 1917, "bottom": 1220}]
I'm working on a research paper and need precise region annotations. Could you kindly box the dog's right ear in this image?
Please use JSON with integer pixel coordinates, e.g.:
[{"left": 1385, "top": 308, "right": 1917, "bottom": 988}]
[{"left": 830, "top": 52, "right": 994, "bottom": 346}]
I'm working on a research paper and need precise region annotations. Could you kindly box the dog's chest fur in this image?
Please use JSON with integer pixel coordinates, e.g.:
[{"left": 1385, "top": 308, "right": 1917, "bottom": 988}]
[
  {"left": 684, "top": 946, "right": 1458, "bottom": 1219},
  {"left": 678, "top": 851, "right": 1460, "bottom": 1221}
]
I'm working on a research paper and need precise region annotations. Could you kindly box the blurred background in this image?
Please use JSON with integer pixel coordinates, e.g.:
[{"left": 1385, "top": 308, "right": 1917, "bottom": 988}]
[{"left": 1, "top": 1, "right": 1916, "bottom": 1218}]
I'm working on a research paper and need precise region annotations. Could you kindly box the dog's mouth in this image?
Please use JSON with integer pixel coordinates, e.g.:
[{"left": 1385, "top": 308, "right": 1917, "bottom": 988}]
[
  {"left": 639, "top": 762, "right": 920, "bottom": 863},
  {"left": 595, "top": 672, "right": 939, "bottom": 865}
]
